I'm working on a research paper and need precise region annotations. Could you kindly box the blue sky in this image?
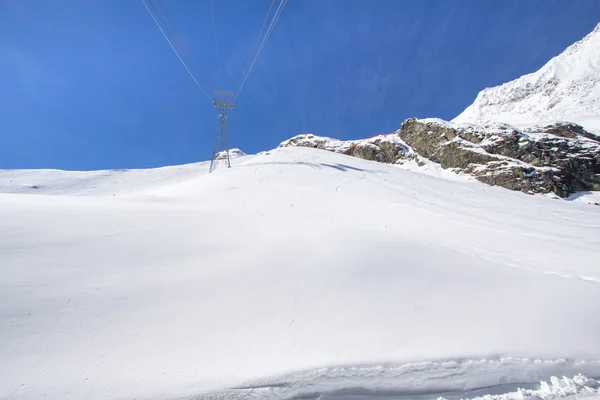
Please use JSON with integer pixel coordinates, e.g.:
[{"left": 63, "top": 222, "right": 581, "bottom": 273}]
[{"left": 1, "top": 1, "right": 599, "bottom": 170}]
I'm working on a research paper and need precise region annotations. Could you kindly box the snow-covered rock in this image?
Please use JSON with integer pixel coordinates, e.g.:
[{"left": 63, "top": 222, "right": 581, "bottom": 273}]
[
  {"left": 278, "top": 133, "right": 351, "bottom": 152},
  {"left": 214, "top": 148, "right": 246, "bottom": 159},
  {"left": 279, "top": 133, "right": 412, "bottom": 164},
  {"left": 454, "top": 23, "right": 600, "bottom": 134}
]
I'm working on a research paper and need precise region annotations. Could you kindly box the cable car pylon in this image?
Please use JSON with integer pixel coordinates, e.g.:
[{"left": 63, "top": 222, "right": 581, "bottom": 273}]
[{"left": 209, "top": 90, "right": 234, "bottom": 173}]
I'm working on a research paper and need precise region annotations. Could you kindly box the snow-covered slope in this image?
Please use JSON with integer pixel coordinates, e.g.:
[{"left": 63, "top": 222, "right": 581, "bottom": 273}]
[
  {"left": 1, "top": 148, "right": 600, "bottom": 400},
  {"left": 0, "top": 155, "right": 251, "bottom": 196},
  {"left": 454, "top": 23, "right": 600, "bottom": 134}
]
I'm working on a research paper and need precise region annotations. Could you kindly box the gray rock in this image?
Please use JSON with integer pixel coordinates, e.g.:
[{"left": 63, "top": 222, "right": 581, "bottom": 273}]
[
  {"left": 397, "top": 119, "right": 600, "bottom": 197},
  {"left": 345, "top": 140, "right": 408, "bottom": 164}
]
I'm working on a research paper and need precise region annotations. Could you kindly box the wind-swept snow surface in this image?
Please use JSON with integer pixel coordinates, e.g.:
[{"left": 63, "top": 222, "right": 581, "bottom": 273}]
[
  {"left": 1, "top": 148, "right": 600, "bottom": 400},
  {"left": 454, "top": 23, "right": 600, "bottom": 134}
]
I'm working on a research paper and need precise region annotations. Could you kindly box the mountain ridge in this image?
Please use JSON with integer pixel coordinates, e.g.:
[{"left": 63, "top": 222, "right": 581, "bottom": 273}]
[{"left": 453, "top": 22, "right": 600, "bottom": 134}]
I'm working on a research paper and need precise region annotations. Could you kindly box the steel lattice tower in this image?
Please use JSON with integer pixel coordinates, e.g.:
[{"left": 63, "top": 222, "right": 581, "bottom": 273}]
[{"left": 209, "top": 91, "right": 234, "bottom": 173}]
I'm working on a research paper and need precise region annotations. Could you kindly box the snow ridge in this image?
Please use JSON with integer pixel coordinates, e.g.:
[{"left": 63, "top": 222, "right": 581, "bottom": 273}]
[
  {"left": 454, "top": 23, "right": 600, "bottom": 134},
  {"left": 211, "top": 358, "right": 600, "bottom": 400}
]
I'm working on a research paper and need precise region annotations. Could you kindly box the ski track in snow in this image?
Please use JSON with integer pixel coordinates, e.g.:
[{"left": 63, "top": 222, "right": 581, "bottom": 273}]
[{"left": 1, "top": 148, "right": 600, "bottom": 400}]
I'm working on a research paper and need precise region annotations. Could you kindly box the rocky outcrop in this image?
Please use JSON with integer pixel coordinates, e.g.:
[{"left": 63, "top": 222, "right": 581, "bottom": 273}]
[
  {"left": 345, "top": 139, "right": 408, "bottom": 164},
  {"left": 464, "top": 163, "right": 560, "bottom": 196},
  {"left": 279, "top": 134, "right": 411, "bottom": 165},
  {"left": 398, "top": 119, "right": 600, "bottom": 197},
  {"left": 278, "top": 120, "right": 600, "bottom": 198}
]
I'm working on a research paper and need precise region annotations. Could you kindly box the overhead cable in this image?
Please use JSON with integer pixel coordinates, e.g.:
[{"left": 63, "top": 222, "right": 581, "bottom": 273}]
[
  {"left": 234, "top": 0, "right": 288, "bottom": 103},
  {"left": 141, "top": 0, "right": 211, "bottom": 100},
  {"left": 149, "top": 0, "right": 175, "bottom": 42},
  {"left": 157, "top": 0, "right": 181, "bottom": 39},
  {"left": 243, "top": 0, "right": 276, "bottom": 78},
  {"left": 209, "top": 0, "right": 222, "bottom": 74}
]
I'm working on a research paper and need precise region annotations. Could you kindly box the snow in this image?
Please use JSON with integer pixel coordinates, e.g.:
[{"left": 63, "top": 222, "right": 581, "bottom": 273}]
[
  {"left": 454, "top": 23, "right": 600, "bottom": 134},
  {"left": 568, "top": 191, "right": 600, "bottom": 205},
  {"left": 437, "top": 374, "right": 600, "bottom": 400},
  {"left": 417, "top": 118, "right": 461, "bottom": 130},
  {"left": 278, "top": 133, "right": 352, "bottom": 153},
  {"left": 215, "top": 148, "right": 247, "bottom": 159},
  {"left": 1, "top": 147, "right": 600, "bottom": 400}
]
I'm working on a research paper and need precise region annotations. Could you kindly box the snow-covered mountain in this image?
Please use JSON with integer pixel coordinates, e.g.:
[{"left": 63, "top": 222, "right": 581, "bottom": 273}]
[
  {"left": 454, "top": 23, "right": 600, "bottom": 134},
  {"left": 2, "top": 148, "right": 600, "bottom": 400}
]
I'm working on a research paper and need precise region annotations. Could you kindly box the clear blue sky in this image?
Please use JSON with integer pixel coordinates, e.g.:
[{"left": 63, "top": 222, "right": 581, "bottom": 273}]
[{"left": 1, "top": 0, "right": 599, "bottom": 170}]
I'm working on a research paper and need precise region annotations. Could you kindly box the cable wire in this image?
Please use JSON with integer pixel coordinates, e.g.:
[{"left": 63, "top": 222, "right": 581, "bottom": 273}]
[
  {"left": 142, "top": 0, "right": 211, "bottom": 100},
  {"left": 234, "top": 0, "right": 288, "bottom": 103},
  {"left": 157, "top": 0, "right": 181, "bottom": 39},
  {"left": 147, "top": 0, "right": 176, "bottom": 44},
  {"left": 209, "top": 0, "right": 222, "bottom": 75},
  {"left": 235, "top": 0, "right": 284, "bottom": 102},
  {"left": 242, "top": 0, "right": 275, "bottom": 79}
]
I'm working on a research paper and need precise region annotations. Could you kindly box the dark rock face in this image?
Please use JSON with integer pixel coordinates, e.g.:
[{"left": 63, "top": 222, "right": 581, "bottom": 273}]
[
  {"left": 435, "top": 142, "right": 499, "bottom": 169},
  {"left": 541, "top": 123, "right": 600, "bottom": 142},
  {"left": 396, "top": 118, "right": 456, "bottom": 159},
  {"left": 464, "top": 163, "right": 562, "bottom": 196},
  {"left": 345, "top": 140, "right": 408, "bottom": 164},
  {"left": 398, "top": 119, "right": 600, "bottom": 197}
]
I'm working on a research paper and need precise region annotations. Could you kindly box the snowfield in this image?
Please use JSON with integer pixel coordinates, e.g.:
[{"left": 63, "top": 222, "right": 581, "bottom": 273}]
[{"left": 1, "top": 147, "right": 600, "bottom": 400}]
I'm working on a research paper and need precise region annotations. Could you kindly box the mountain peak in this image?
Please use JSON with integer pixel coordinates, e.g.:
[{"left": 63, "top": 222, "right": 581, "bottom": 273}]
[{"left": 453, "top": 23, "right": 600, "bottom": 134}]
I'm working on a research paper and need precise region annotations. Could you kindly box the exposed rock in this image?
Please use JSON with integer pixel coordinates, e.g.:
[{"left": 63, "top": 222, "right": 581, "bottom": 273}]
[
  {"left": 345, "top": 139, "right": 408, "bottom": 164},
  {"left": 397, "top": 118, "right": 600, "bottom": 197},
  {"left": 435, "top": 142, "right": 500, "bottom": 169},
  {"left": 465, "top": 162, "right": 564, "bottom": 197},
  {"left": 542, "top": 123, "right": 579, "bottom": 139},
  {"left": 535, "top": 122, "right": 600, "bottom": 142},
  {"left": 395, "top": 118, "right": 456, "bottom": 159}
]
